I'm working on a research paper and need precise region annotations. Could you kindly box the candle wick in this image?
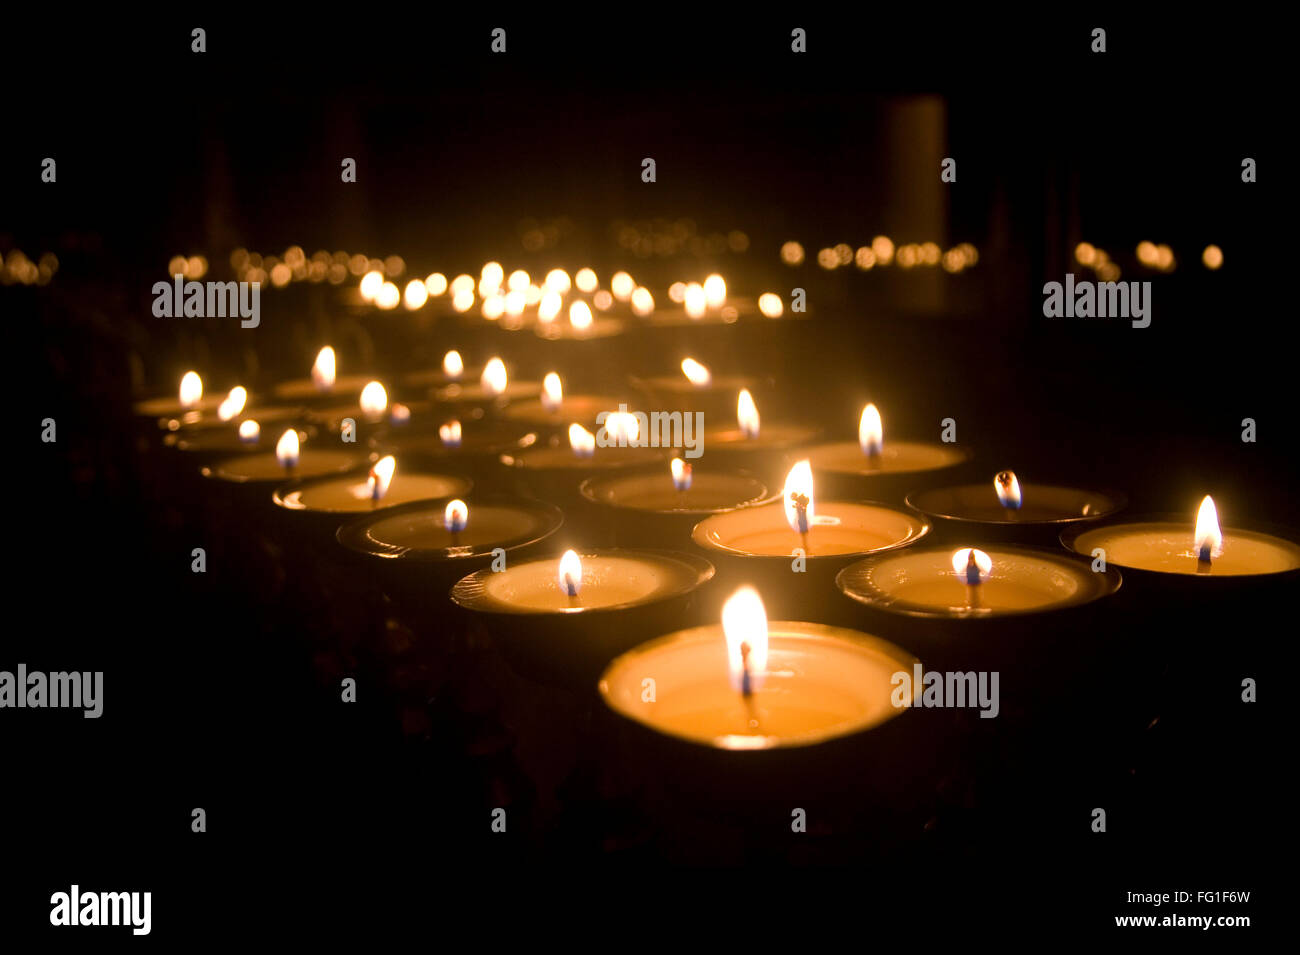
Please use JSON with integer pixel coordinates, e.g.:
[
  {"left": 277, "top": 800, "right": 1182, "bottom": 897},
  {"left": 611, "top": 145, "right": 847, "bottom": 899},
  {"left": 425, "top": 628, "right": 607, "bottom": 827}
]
[
  {"left": 791, "top": 492, "right": 810, "bottom": 554},
  {"left": 564, "top": 573, "right": 579, "bottom": 599},
  {"left": 1197, "top": 544, "right": 1213, "bottom": 575},
  {"left": 740, "top": 641, "right": 753, "bottom": 699}
]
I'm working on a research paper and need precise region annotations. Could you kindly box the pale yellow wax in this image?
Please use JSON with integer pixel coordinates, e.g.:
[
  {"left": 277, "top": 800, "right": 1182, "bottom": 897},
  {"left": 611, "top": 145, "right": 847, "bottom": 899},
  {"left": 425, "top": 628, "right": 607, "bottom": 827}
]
[
  {"left": 804, "top": 439, "right": 967, "bottom": 476},
  {"left": 204, "top": 449, "right": 365, "bottom": 482},
  {"left": 272, "top": 375, "right": 373, "bottom": 402},
  {"left": 276, "top": 473, "right": 470, "bottom": 513},
  {"left": 479, "top": 554, "right": 684, "bottom": 612},
  {"left": 842, "top": 548, "right": 1099, "bottom": 615},
  {"left": 1071, "top": 523, "right": 1300, "bottom": 576},
  {"left": 361, "top": 503, "right": 551, "bottom": 552},
  {"left": 583, "top": 471, "right": 769, "bottom": 512},
  {"left": 502, "top": 395, "right": 628, "bottom": 427},
  {"left": 600, "top": 624, "right": 917, "bottom": 749},
  {"left": 693, "top": 502, "right": 926, "bottom": 556}
]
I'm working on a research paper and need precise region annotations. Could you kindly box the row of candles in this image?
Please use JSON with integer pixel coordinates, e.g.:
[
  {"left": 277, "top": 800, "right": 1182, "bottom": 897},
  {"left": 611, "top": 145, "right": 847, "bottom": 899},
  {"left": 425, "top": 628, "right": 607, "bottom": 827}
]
[{"left": 140, "top": 348, "right": 1300, "bottom": 753}]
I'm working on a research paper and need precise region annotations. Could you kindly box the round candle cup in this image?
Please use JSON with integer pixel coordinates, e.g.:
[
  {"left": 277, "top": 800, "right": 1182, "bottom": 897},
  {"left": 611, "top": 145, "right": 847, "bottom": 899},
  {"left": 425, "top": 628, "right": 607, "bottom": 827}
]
[
  {"left": 697, "top": 422, "right": 821, "bottom": 481},
  {"left": 273, "top": 469, "right": 472, "bottom": 537},
  {"left": 369, "top": 416, "right": 533, "bottom": 482},
  {"left": 272, "top": 374, "right": 373, "bottom": 406},
  {"left": 836, "top": 544, "right": 1122, "bottom": 676},
  {"left": 201, "top": 445, "right": 368, "bottom": 486},
  {"left": 336, "top": 496, "right": 565, "bottom": 615},
  {"left": 535, "top": 317, "right": 626, "bottom": 341},
  {"left": 432, "top": 379, "right": 541, "bottom": 411},
  {"left": 134, "top": 393, "right": 226, "bottom": 429},
  {"left": 500, "top": 440, "right": 666, "bottom": 542},
  {"left": 1063, "top": 515, "right": 1300, "bottom": 580},
  {"left": 450, "top": 549, "right": 716, "bottom": 690},
  {"left": 907, "top": 482, "right": 1126, "bottom": 544},
  {"left": 691, "top": 501, "right": 930, "bottom": 619},
  {"left": 162, "top": 414, "right": 316, "bottom": 460},
  {"left": 580, "top": 467, "right": 773, "bottom": 548},
  {"left": 630, "top": 373, "right": 765, "bottom": 418},
  {"left": 803, "top": 439, "right": 972, "bottom": 503},
  {"left": 597, "top": 622, "right": 939, "bottom": 822},
  {"left": 501, "top": 394, "right": 628, "bottom": 430}
]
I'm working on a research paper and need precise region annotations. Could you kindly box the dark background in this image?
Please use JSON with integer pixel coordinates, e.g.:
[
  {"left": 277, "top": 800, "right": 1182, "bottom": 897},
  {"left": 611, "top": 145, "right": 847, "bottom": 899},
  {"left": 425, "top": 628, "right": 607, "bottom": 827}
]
[{"left": 3, "top": 10, "right": 1290, "bottom": 940}]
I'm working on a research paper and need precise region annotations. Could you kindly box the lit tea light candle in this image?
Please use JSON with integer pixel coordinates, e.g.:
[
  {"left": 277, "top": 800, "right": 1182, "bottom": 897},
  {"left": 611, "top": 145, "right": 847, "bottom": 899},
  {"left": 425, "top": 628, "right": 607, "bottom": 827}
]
[
  {"left": 201, "top": 427, "right": 365, "bottom": 484},
  {"left": 906, "top": 470, "right": 1125, "bottom": 541},
  {"left": 272, "top": 347, "right": 373, "bottom": 404},
  {"left": 836, "top": 544, "right": 1121, "bottom": 618},
  {"left": 631, "top": 361, "right": 761, "bottom": 419},
  {"left": 581, "top": 461, "right": 771, "bottom": 547},
  {"left": 501, "top": 381, "right": 628, "bottom": 430},
  {"left": 239, "top": 420, "right": 260, "bottom": 445},
  {"left": 599, "top": 586, "right": 919, "bottom": 749},
  {"left": 273, "top": 455, "right": 471, "bottom": 516},
  {"left": 336, "top": 496, "right": 566, "bottom": 603},
  {"left": 217, "top": 386, "right": 247, "bottom": 421},
  {"left": 700, "top": 389, "right": 818, "bottom": 460},
  {"left": 134, "top": 370, "right": 224, "bottom": 421},
  {"left": 803, "top": 403, "right": 970, "bottom": 494},
  {"left": 452, "top": 548, "right": 713, "bottom": 616},
  {"left": 692, "top": 460, "right": 929, "bottom": 559},
  {"left": 434, "top": 356, "right": 540, "bottom": 406},
  {"left": 1064, "top": 495, "right": 1300, "bottom": 577},
  {"left": 682, "top": 358, "right": 711, "bottom": 387}
]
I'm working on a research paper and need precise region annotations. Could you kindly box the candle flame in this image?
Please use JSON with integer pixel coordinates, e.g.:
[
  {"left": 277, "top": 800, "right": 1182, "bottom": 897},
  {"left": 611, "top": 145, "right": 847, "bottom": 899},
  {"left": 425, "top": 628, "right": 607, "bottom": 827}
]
[
  {"left": 538, "top": 290, "right": 562, "bottom": 324},
  {"left": 390, "top": 403, "right": 410, "bottom": 425},
  {"left": 276, "top": 428, "right": 300, "bottom": 469},
  {"left": 671, "top": 457, "right": 692, "bottom": 491},
  {"left": 444, "top": 498, "right": 468, "bottom": 533},
  {"left": 758, "top": 292, "right": 783, "bottom": 318},
  {"left": 575, "top": 267, "right": 598, "bottom": 292},
  {"left": 737, "top": 389, "right": 760, "bottom": 439},
  {"left": 782, "top": 460, "right": 815, "bottom": 536},
  {"left": 442, "top": 350, "right": 464, "bottom": 378},
  {"left": 1194, "top": 495, "right": 1224, "bottom": 560},
  {"left": 684, "top": 282, "right": 707, "bottom": 319},
  {"left": 238, "top": 419, "right": 260, "bottom": 444},
  {"left": 951, "top": 547, "right": 993, "bottom": 583},
  {"left": 703, "top": 273, "right": 726, "bottom": 308},
  {"left": 630, "top": 286, "right": 654, "bottom": 317},
  {"left": 569, "top": 423, "right": 595, "bottom": 458},
  {"left": 542, "top": 372, "right": 563, "bottom": 412},
  {"left": 545, "top": 268, "right": 572, "bottom": 294},
  {"left": 569, "top": 300, "right": 593, "bottom": 330},
  {"left": 610, "top": 271, "right": 634, "bottom": 301},
  {"left": 722, "top": 586, "right": 768, "bottom": 693},
  {"left": 479, "top": 261, "right": 504, "bottom": 296},
  {"left": 558, "top": 549, "right": 583, "bottom": 597},
  {"left": 217, "top": 386, "right": 247, "bottom": 421},
  {"left": 312, "top": 347, "right": 336, "bottom": 391},
  {"left": 179, "top": 371, "right": 203, "bottom": 408},
  {"left": 368, "top": 455, "right": 396, "bottom": 501},
  {"left": 439, "top": 419, "right": 462, "bottom": 448},
  {"left": 681, "top": 358, "right": 711, "bottom": 387},
  {"left": 359, "top": 381, "right": 388, "bottom": 419},
  {"left": 859, "top": 403, "right": 882, "bottom": 457},
  {"left": 994, "top": 470, "right": 1022, "bottom": 510},
  {"left": 605, "top": 411, "right": 640, "bottom": 444},
  {"left": 481, "top": 358, "right": 507, "bottom": 396},
  {"left": 359, "top": 270, "right": 383, "bottom": 301}
]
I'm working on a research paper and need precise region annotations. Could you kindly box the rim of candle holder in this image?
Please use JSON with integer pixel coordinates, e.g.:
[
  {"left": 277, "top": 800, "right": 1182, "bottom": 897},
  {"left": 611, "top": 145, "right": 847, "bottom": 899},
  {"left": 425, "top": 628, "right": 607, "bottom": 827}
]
[
  {"left": 803, "top": 439, "right": 975, "bottom": 477},
  {"left": 368, "top": 421, "right": 538, "bottom": 458},
  {"left": 906, "top": 482, "right": 1128, "bottom": 527},
  {"left": 690, "top": 500, "right": 932, "bottom": 560},
  {"left": 835, "top": 544, "right": 1123, "bottom": 619},
  {"left": 499, "top": 442, "right": 668, "bottom": 472},
  {"left": 578, "top": 466, "right": 777, "bottom": 516},
  {"left": 598, "top": 622, "right": 919, "bottom": 751},
  {"left": 431, "top": 380, "right": 543, "bottom": 405},
  {"left": 449, "top": 548, "right": 715, "bottom": 615},
  {"left": 160, "top": 404, "right": 304, "bottom": 435},
  {"left": 701, "top": 423, "right": 824, "bottom": 452},
  {"left": 335, "top": 495, "right": 564, "bottom": 562},
  {"left": 134, "top": 394, "right": 226, "bottom": 421},
  {"left": 199, "top": 445, "right": 375, "bottom": 484},
  {"left": 270, "top": 374, "right": 374, "bottom": 403},
  {"left": 1060, "top": 512, "right": 1300, "bottom": 578},
  {"left": 271, "top": 470, "right": 474, "bottom": 515},
  {"left": 165, "top": 419, "right": 320, "bottom": 454},
  {"left": 628, "top": 373, "right": 768, "bottom": 396}
]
